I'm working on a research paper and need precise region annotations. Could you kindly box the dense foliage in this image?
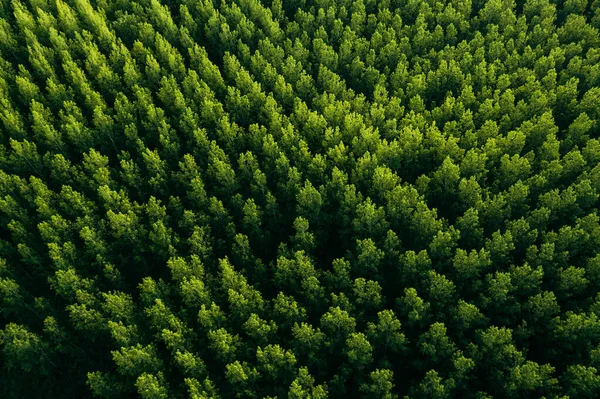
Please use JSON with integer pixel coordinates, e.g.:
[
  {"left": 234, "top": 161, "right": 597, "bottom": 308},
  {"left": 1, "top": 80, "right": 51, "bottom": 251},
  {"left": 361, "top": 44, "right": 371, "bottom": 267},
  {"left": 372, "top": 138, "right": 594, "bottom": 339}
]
[{"left": 0, "top": 0, "right": 600, "bottom": 397}]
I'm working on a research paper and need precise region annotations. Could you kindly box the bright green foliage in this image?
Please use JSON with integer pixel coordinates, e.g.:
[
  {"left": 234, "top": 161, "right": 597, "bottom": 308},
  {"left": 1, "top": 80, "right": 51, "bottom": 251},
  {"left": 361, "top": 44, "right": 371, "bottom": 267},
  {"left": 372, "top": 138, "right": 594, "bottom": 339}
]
[{"left": 0, "top": 0, "right": 600, "bottom": 397}]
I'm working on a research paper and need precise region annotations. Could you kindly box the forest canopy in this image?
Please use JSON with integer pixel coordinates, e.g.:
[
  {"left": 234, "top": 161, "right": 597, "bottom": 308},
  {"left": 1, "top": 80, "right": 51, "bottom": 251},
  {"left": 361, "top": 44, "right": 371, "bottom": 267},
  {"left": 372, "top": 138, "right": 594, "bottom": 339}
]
[{"left": 1, "top": 0, "right": 600, "bottom": 397}]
